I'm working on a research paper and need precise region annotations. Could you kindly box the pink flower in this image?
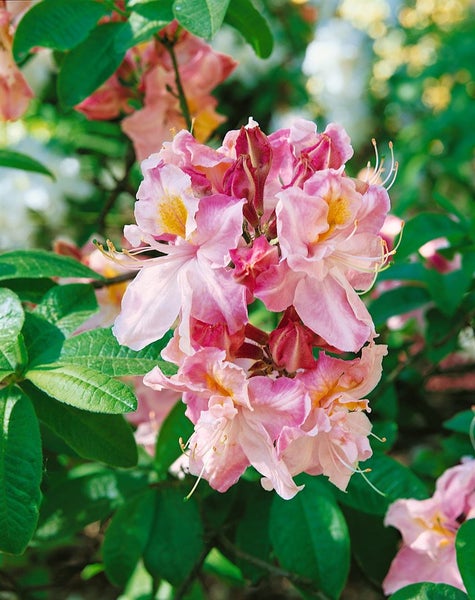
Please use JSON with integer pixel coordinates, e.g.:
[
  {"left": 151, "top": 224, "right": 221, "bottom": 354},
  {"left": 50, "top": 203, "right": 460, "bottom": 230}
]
[
  {"left": 276, "top": 343, "right": 387, "bottom": 491},
  {"left": 0, "top": 7, "right": 33, "bottom": 121},
  {"left": 144, "top": 347, "right": 309, "bottom": 499},
  {"left": 383, "top": 458, "right": 475, "bottom": 595},
  {"left": 112, "top": 192, "right": 248, "bottom": 352},
  {"left": 255, "top": 170, "right": 390, "bottom": 351}
]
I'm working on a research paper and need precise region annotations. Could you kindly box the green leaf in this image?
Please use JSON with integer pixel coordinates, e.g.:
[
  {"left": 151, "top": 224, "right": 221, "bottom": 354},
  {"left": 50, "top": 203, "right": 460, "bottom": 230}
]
[
  {"left": 0, "top": 288, "right": 24, "bottom": 341},
  {"left": 34, "top": 283, "right": 98, "bottom": 336},
  {"left": 224, "top": 0, "right": 274, "bottom": 58},
  {"left": 25, "top": 363, "right": 137, "bottom": 414},
  {"left": 443, "top": 410, "right": 475, "bottom": 435},
  {"left": 12, "top": 0, "right": 109, "bottom": 62},
  {"left": 0, "top": 334, "right": 28, "bottom": 384},
  {"left": 27, "top": 383, "right": 137, "bottom": 467},
  {"left": 0, "top": 149, "right": 54, "bottom": 179},
  {"left": 35, "top": 468, "right": 148, "bottom": 542},
  {"left": 369, "top": 285, "right": 431, "bottom": 328},
  {"left": 154, "top": 400, "right": 193, "bottom": 476},
  {"left": 116, "top": 0, "right": 174, "bottom": 48},
  {"left": 0, "top": 386, "right": 42, "bottom": 554},
  {"left": 173, "top": 0, "right": 230, "bottom": 39},
  {"left": 61, "top": 327, "right": 175, "bottom": 376},
  {"left": 342, "top": 505, "right": 399, "bottom": 586},
  {"left": 58, "top": 22, "right": 128, "bottom": 108},
  {"left": 0, "top": 278, "right": 57, "bottom": 304},
  {"left": 424, "top": 267, "right": 472, "bottom": 317},
  {"left": 0, "top": 249, "right": 103, "bottom": 281},
  {"left": 269, "top": 476, "right": 350, "bottom": 599},
  {"left": 103, "top": 489, "right": 155, "bottom": 587},
  {"left": 389, "top": 582, "right": 469, "bottom": 600},
  {"left": 456, "top": 519, "right": 475, "bottom": 598},
  {"left": 396, "top": 213, "right": 466, "bottom": 260},
  {"left": 22, "top": 312, "right": 65, "bottom": 367},
  {"left": 143, "top": 486, "right": 205, "bottom": 585},
  {"left": 335, "top": 454, "right": 429, "bottom": 516}
]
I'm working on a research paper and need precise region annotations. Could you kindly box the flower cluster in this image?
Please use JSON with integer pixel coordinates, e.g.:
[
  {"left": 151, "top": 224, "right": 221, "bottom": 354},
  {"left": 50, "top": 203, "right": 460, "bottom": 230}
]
[
  {"left": 76, "top": 21, "right": 236, "bottom": 161},
  {"left": 383, "top": 458, "right": 475, "bottom": 594},
  {"left": 109, "top": 117, "right": 393, "bottom": 499}
]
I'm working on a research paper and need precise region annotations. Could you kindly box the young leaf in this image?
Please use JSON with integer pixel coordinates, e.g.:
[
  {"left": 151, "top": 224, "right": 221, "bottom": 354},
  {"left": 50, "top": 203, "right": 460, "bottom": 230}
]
[
  {"left": 0, "top": 386, "right": 42, "bottom": 555},
  {"left": 269, "top": 476, "right": 350, "bottom": 599},
  {"left": 0, "top": 335, "right": 28, "bottom": 384},
  {"left": 224, "top": 0, "right": 274, "bottom": 58},
  {"left": 0, "top": 249, "right": 103, "bottom": 281},
  {"left": 103, "top": 489, "right": 156, "bottom": 587},
  {"left": 34, "top": 283, "right": 98, "bottom": 336},
  {"left": 455, "top": 519, "right": 475, "bottom": 599},
  {"left": 443, "top": 410, "right": 475, "bottom": 435},
  {"left": 173, "top": 0, "right": 230, "bottom": 39},
  {"left": 27, "top": 383, "right": 137, "bottom": 468},
  {"left": 389, "top": 582, "right": 468, "bottom": 600},
  {"left": 58, "top": 22, "right": 128, "bottom": 108},
  {"left": 25, "top": 363, "right": 137, "bottom": 414},
  {"left": 61, "top": 327, "right": 175, "bottom": 376},
  {"left": 335, "top": 454, "right": 429, "bottom": 516},
  {"left": 12, "top": 0, "right": 109, "bottom": 62},
  {"left": 22, "top": 312, "right": 65, "bottom": 367},
  {"left": 154, "top": 400, "right": 193, "bottom": 476},
  {"left": 0, "top": 149, "right": 54, "bottom": 178},
  {"left": 143, "top": 486, "right": 205, "bottom": 585}
]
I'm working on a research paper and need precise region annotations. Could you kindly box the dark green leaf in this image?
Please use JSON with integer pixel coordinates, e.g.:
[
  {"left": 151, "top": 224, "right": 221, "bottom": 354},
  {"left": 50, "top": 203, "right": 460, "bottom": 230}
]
[
  {"left": 12, "top": 0, "right": 109, "bottom": 62},
  {"left": 0, "top": 149, "right": 54, "bottom": 178},
  {"left": 25, "top": 363, "right": 137, "bottom": 414},
  {"left": 389, "top": 582, "right": 468, "bottom": 600},
  {"left": 335, "top": 454, "right": 429, "bottom": 516},
  {"left": 369, "top": 285, "right": 431, "bottom": 328},
  {"left": 27, "top": 383, "right": 137, "bottom": 467},
  {"left": 224, "top": 0, "right": 274, "bottom": 58},
  {"left": 61, "top": 327, "right": 175, "bottom": 376},
  {"left": 173, "top": 0, "right": 230, "bottom": 39},
  {"left": 143, "top": 486, "right": 205, "bottom": 585},
  {"left": 455, "top": 519, "right": 475, "bottom": 598},
  {"left": 396, "top": 213, "right": 466, "bottom": 260},
  {"left": 58, "top": 23, "right": 128, "bottom": 108},
  {"left": 0, "top": 386, "right": 42, "bottom": 554},
  {"left": 376, "top": 262, "right": 427, "bottom": 283},
  {"left": 103, "top": 489, "right": 155, "bottom": 587},
  {"left": 22, "top": 312, "right": 65, "bottom": 367},
  {"left": 0, "top": 278, "right": 57, "bottom": 304},
  {"left": 154, "top": 400, "right": 192, "bottom": 476},
  {"left": 424, "top": 267, "right": 472, "bottom": 317},
  {"left": 0, "top": 250, "right": 103, "bottom": 281},
  {"left": 35, "top": 468, "right": 148, "bottom": 542},
  {"left": 342, "top": 505, "right": 399, "bottom": 586},
  {"left": 0, "top": 334, "right": 28, "bottom": 384},
  {"left": 34, "top": 283, "right": 98, "bottom": 336},
  {"left": 269, "top": 476, "right": 350, "bottom": 599}
]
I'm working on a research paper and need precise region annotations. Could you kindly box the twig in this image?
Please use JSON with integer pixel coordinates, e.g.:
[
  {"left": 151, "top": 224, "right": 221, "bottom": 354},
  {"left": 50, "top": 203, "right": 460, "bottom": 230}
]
[
  {"left": 173, "top": 541, "right": 214, "bottom": 600},
  {"left": 158, "top": 35, "right": 192, "bottom": 132},
  {"left": 91, "top": 271, "right": 136, "bottom": 288}
]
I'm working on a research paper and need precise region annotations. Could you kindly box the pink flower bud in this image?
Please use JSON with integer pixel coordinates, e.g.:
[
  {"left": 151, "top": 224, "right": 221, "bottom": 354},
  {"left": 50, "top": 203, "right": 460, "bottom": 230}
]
[{"left": 269, "top": 307, "right": 316, "bottom": 372}]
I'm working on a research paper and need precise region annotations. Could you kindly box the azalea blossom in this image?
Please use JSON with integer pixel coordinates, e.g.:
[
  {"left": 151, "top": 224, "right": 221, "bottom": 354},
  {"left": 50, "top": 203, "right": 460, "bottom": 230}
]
[
  {"left": 383, "top": 458, "right": 475, "bottom": 594},
  {"left": 109, "top": 117, "right": 393, "bottom": 498}
]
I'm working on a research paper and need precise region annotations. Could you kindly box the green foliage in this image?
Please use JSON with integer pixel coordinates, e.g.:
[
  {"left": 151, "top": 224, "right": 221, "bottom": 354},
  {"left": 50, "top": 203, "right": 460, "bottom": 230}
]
[
  {"left": 455, "top": 519, "right": 475, "bottom": 599},
  {"left": 225, "top": 0, "right": 274, "bottom": 58},
  {"left": 174, "top": 0, "right": 230, "bottom": 39},
  {"left": 389, "top": 583, "right": 469, "bottom": 600},
  {"left": 269, "top": 476, "right": 350, "bottom": 599},
  {"left": 0, "top": 149, "right": 55, "bottom": 179}
]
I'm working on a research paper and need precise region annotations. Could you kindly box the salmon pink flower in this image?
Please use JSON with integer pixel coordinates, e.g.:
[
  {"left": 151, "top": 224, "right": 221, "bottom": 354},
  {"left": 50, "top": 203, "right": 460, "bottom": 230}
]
[
  {"left": 144, "top": 348, "right": 309, "bottom": 499},
  {"left": 383, "top": 458, "right": 475, "bottom": 594}
]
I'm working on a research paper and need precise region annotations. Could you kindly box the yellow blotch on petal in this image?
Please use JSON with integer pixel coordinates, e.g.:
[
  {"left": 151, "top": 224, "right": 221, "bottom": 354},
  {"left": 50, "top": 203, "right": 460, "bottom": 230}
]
[{"left": 158, "top": 194, "right": 188, "bottom": 238}]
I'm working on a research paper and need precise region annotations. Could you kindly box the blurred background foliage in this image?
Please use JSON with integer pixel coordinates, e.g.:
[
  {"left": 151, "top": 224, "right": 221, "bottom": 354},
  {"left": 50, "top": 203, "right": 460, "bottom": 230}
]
[{"left": 1, "top": 0, "right": 474, "bottom": 598}]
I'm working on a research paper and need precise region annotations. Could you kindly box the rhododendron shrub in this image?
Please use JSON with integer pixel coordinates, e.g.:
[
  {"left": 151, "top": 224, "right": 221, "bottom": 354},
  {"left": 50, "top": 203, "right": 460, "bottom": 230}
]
[{"left": 108, "top": 117, "right": 392, "bottom": 498}]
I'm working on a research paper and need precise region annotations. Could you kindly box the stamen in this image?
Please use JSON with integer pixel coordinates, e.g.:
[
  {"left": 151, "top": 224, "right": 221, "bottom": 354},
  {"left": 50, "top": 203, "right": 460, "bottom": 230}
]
[{"left": 369, "top": 431, "right": 387, "bottom": 444}]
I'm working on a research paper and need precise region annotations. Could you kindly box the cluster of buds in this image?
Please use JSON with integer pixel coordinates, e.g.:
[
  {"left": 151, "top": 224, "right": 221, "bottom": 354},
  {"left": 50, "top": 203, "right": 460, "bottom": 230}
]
[{"left": 107, "top": 117, "right": 394, "bottom": 499}]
